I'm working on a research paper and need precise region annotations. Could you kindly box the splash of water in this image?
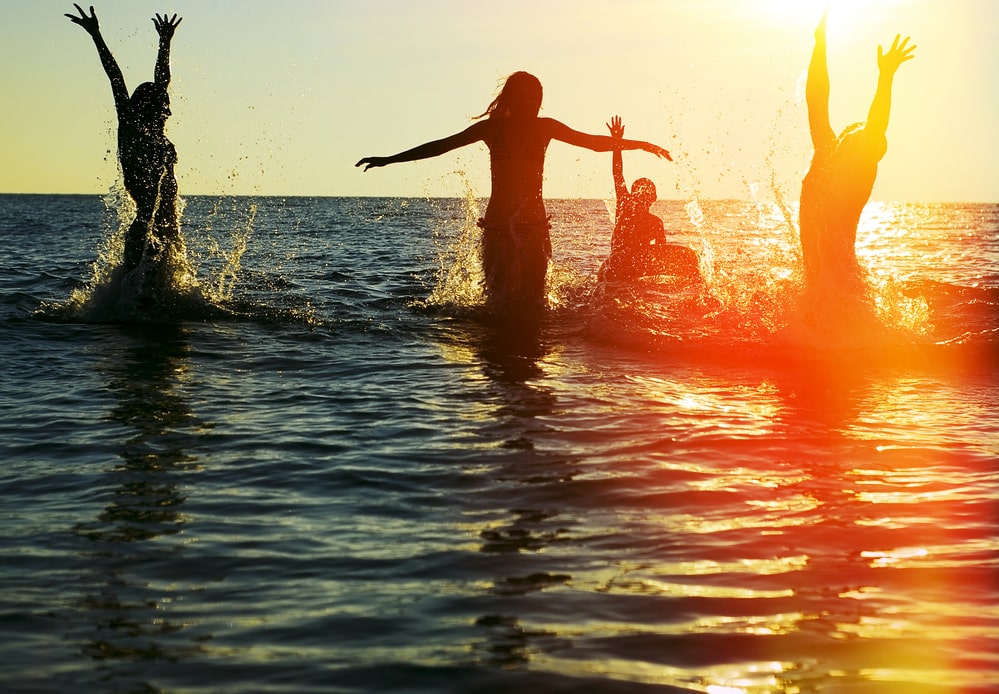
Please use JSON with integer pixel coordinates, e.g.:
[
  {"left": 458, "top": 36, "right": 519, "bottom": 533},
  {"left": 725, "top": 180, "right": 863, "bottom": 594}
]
[
  {"left": 52, "top": 187, "right": 254, "bottom": 322},
  {"left": 422, "top": 174, "right": 486, "bottom": 313},
  {"left": 753, "top": 98, "right": 935, "bottom": 346},
  {"left": 191, "top": 197, "right": 256, "bottom": 305},
  {"left": 420, "top": 173, "right": 937, "bottom": 354}
]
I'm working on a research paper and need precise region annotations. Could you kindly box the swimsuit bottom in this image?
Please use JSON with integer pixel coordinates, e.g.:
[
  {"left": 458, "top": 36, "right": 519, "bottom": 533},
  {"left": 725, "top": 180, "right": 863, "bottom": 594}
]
[{"left": 476, "top": 218, "right": 553, "bottom": 313}]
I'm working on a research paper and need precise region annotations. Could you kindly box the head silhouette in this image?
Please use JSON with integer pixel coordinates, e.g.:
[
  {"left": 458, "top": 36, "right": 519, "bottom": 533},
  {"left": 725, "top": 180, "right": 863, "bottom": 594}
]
[
  {"left": 631, "top": 177, "right": 657, "bottom": 207},
  {"left": 481, "top": 71, "right": 543, "bottom": 119},
  {"left": 837, "top": 122, "right": 888, "bottom": 162},
  {"left": 130, "top": 82, "right": 171, "bottom": 126}
]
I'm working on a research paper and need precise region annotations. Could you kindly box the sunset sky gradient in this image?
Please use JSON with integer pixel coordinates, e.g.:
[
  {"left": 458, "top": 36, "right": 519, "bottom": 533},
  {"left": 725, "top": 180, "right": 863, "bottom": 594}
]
[{"left": 2, "top": 0, "right": 996, "bottom": 201}]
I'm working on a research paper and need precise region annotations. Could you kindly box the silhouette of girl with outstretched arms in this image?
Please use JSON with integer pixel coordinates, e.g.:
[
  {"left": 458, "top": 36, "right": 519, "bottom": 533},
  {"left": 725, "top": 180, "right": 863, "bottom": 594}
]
[
  {"left": 66, "top": 4, "right": 183, "bottom": 279},
  {"left": 799, "top": 10, "right": 915, "bottom": 297},
  {"left": 356, "top": 71, "right": 672, "bottom": 317}
]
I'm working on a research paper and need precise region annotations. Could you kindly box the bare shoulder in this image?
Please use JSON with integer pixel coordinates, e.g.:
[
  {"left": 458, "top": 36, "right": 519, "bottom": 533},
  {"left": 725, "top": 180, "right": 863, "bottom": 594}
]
[{"left": 538, "top": 117, "right": 567, "bottom": 132}]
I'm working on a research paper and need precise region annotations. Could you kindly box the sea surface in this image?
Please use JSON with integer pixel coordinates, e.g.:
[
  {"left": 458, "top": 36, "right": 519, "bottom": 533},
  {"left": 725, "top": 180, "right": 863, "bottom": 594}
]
[{"left": 0, "top": 193, "right": 996, "bottom": 693}]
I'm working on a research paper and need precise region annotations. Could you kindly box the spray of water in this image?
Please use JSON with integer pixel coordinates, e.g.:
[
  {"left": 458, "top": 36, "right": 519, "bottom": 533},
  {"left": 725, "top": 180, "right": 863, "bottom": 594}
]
[
  {"left": 55, "top": 187, "right": 254, "bottom": 322},
  {"left": 192, "top": 197, "right": 256, "bottom": 305},
  {"left": 422, "top": 174, "right": 486, "bottom": 313}
]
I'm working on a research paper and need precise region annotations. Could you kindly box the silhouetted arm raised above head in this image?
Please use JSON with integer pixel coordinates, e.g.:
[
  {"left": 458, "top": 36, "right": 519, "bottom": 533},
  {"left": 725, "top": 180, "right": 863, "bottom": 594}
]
[
  {"left": 546, "top": 118, "right": 672, "bottom": 161},
  {"left": 66, "top": 4, "right": 129, "bottom": 111},
  {"left": 152, "top": 13, "right": 182, "bottom": 89},
  {"left": 355, "top": 121, "right": 490, "bottom": 171},
  {"left": 865, "top": 34, "right": 915, "bottom": 139},
  {"left": 806, "top": 9, "right": 834, "bottom": 151},
  {"left": 606, "top": 115, "right": 628, "bottom": 201}
]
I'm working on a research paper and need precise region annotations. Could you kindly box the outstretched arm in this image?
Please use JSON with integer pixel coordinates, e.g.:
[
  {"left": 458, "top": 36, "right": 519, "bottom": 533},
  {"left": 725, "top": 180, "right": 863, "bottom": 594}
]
[
  {"left": 152, "top": 13, "right": 182, "bottom": 89},
  {"left": 66, "top": 4, "right": 129, "bottom": 111},
  {"left": 806, "top": 9, "right": 834, "bottom": 151},
  {"left": 866, "top": 34, "right": 915, "bottom": 138},
  {"left": 547, "top": 119, "right": 672, "bottom": 161},
  {"left": 355, "top": 121, "right": 489, "bottom": 171},
  {"left": 606, "top": 115, "right": 628, "bottom": 201}
]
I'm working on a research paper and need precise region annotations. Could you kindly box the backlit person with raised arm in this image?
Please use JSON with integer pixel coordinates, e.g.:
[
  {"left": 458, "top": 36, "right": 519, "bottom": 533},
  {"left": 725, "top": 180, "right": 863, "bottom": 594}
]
[
  {"left": 799, "top": 10, "right": 915, "bottom": 297},
  {"left": 66, "top": 4, "right": 183, "bottom": 280},
  {"left": 599, "top": 115, "right": 701, "bottom": 285}
]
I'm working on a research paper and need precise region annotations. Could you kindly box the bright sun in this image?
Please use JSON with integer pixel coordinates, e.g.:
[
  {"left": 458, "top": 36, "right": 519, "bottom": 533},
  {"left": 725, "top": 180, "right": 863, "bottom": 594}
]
[
  {"left": 756, "top": 0, "right": 828, "bottom": 25},
  {"left": 756, "top": 0, "right": 906, "bottom": 28}
]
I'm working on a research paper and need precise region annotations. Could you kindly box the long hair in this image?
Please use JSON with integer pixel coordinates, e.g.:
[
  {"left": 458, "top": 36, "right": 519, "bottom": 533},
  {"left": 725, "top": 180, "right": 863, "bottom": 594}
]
[{"left": 476, "top": 71, "right": 543, "bottom": 120}]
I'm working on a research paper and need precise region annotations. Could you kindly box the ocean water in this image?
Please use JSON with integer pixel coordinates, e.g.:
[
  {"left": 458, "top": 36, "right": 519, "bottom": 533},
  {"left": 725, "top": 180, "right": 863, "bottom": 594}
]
[{"left": 0, "top": 193, "right": 996, "bottom": 693}]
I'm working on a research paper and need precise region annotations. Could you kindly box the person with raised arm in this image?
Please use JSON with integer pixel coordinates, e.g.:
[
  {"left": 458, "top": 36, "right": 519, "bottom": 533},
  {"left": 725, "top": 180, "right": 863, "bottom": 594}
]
[
  {"left": 799, "top": 10, "right": 915, "bottom": 297},
  {"left": 598, "top": 115, "right": 701, "bottom": 285},
  {"left": 66, "top": 4, "right": 183, "bottom": 279},
  {"left": 356, "top": 71, "right": 672, "bottom": 318}
]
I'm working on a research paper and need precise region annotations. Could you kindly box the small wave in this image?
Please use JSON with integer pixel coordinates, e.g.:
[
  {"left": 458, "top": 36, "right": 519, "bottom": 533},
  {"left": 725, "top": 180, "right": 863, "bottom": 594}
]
[
  {"left": 31, "top": 192, "right": 326, "bottom": 326},
  {"left": 570, "top": 264, "right": 998, "bottom": 372}
]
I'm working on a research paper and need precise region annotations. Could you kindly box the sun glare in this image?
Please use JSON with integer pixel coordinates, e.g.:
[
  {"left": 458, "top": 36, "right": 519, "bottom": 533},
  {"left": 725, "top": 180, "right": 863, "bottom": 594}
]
[
  {"left": 753, "top": 0, "right": 908, "bottom": 29},
  {"left": 755, "top": 0, "right": 827, "bottom": 26}
]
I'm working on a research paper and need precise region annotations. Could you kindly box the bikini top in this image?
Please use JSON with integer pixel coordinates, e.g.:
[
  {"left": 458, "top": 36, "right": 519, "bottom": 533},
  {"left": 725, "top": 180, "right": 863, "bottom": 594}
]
[{"left": 488, "top": 120, "right": 548, "bottom": 163}]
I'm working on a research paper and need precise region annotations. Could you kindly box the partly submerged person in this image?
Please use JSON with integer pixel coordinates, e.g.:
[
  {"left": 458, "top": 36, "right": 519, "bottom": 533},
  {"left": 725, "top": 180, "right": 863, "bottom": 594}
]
[
  {"left": 799, "top": 10, "right": 915, "bottom": 299},
  {"left": 356, "top": 71, "right": 672, "bottom": 319},
  {"left": 66, "top": 4, "right": 184, "bottom": 286},
  {"left": 598, "top": 115, "right": 701, "bottom": 286}
]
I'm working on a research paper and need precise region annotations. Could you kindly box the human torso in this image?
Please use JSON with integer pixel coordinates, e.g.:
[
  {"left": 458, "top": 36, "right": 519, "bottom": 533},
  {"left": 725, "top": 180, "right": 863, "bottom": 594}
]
[
  {"left": 800, "top": 126, "right": 885, "bottom": 284},
  {"left": 612, "top": 200, "right": 665, "bottom": 253},
  {"left": 802, "top": 127, "right": 884, "bottom": 224},
  {"left": 483, "top": 117, "right": 551, "bottom": 227},
  {"left": 117, "top": 105, "right": 177, "bottom": 210}
]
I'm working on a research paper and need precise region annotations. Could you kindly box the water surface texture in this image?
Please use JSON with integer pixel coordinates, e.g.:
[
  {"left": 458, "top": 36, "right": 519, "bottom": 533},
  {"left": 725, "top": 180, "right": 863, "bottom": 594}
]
[{"left": 1, "top": 194, "right": 996, "bottom": 693}]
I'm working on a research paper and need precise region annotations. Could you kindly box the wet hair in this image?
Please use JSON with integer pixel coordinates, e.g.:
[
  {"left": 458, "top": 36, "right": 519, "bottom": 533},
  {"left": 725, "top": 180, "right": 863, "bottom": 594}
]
[
  {"left": 476, "top": 71, "right": 543, "bottom": 120},
  {"left": 631, "top": 177, "right": 657, "bottom": 205},
  {"left": 130, "top": 82, "right": 170, "bottom": 122}
]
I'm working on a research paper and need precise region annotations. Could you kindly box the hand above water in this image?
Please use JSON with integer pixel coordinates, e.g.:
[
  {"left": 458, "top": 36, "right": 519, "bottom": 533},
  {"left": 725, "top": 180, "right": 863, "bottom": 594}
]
[
  {"left": 153, "top": 12, "right": 182, "bottom": 40},
  {"left": 65, "top": 4, "right": 100, "bottom": 36},
  {"left": 606, "top": 115, "right": 625, "bottom": 139},
  {"left": 878, "top": 34, "right": 916, "bottom": 76}
]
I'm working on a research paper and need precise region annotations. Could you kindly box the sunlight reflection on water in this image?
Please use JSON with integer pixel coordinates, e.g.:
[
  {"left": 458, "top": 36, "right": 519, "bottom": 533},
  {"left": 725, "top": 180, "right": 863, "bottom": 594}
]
[{"left": 1, "top": 196, "right": 995, "bottom": 693}]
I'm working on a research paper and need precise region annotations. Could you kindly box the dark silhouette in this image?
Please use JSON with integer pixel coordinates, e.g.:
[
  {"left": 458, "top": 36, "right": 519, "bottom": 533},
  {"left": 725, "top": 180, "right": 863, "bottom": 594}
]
[
  {"left": 799, "top": 10, "right": 915, "bottom": 297},
  {"left": 356, "top": 71, "right": 672, "bottom": 318},
  {"left": 66, "top": 4, "right": 183, "bottom": 279},
  {"left": 598, "top": 115, "right": 702, "bottom": 285}
]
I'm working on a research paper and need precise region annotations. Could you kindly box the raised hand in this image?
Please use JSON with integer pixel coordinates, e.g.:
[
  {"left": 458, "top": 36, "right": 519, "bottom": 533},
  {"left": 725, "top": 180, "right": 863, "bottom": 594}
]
[
  {"left": 878, "top": 34, "right": 916, "bottom": 75},
  {"left": 606, "top": 115, "right": 625, "bottom": 139},
  {"left": 814, "top": 7, "right": 828, "bottom": 41},
  {"left": 65, "top": 4, "right": 100, "bottom": 36},
  {"left": 645, "top": 143, "right": 672, "bottom": 161},
  {"left": 153, "top": 12, "right": 182, "bottom": 40},
  {"left": 355, "top": 157, "right": 389, "bottom": 172}
]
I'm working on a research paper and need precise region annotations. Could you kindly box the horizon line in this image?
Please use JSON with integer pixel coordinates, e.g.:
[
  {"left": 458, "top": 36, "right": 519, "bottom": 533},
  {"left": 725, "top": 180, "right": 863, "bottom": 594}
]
[{"left": 1, "top": 192, "right": 997, "bottom": 205}]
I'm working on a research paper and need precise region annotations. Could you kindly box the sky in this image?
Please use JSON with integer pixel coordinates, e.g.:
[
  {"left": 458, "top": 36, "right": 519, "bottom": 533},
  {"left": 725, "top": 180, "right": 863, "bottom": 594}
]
[{"left": 2, "top": 0, "right": 997, "bottom": 202}]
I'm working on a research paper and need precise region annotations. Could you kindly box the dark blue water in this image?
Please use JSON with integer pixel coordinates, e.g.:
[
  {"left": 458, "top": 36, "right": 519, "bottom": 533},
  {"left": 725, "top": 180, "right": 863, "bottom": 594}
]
[{"left": 1, "top": 194, "right": 996, "bottom": 693}]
